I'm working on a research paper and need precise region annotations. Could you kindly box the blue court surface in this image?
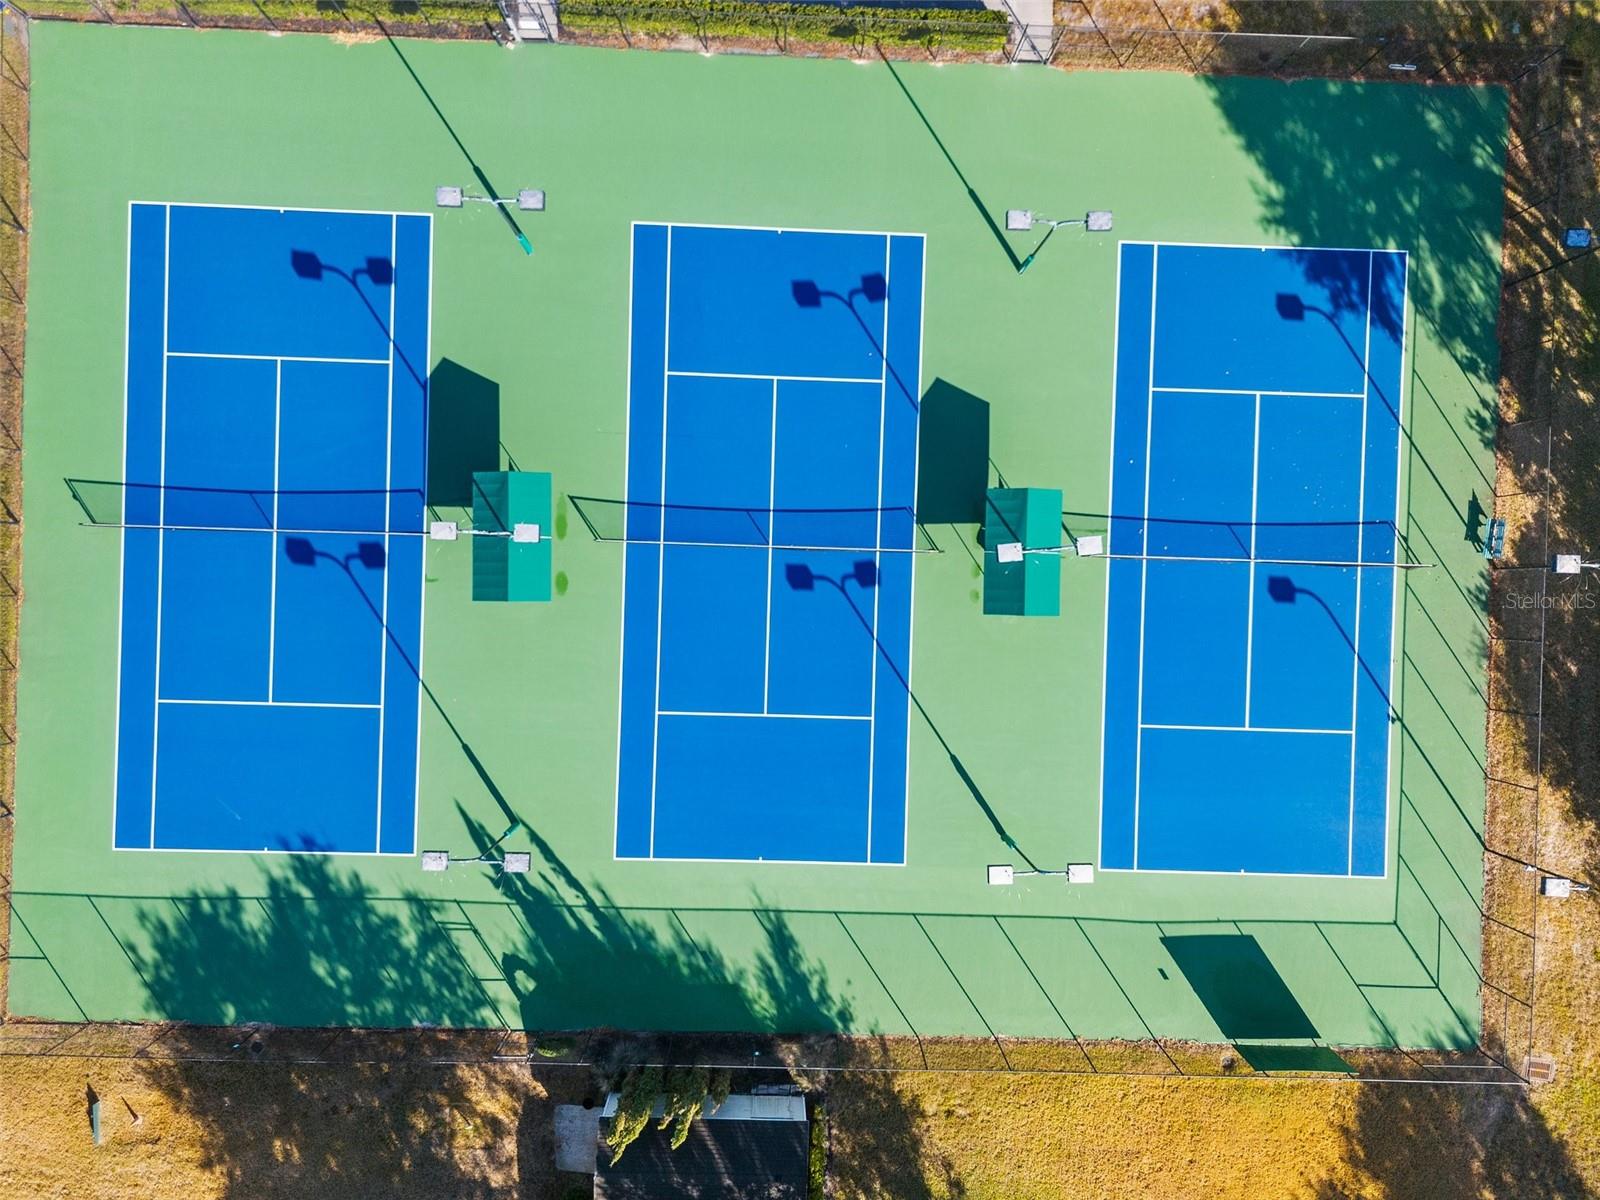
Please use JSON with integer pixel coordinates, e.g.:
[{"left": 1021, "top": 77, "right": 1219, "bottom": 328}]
[
  {"left": 615, "top": 224, "right": 925, "bottom": 864},
  {"left": 1101, "top": 242, "right": 1408, "bottom": 877},
  {"left": 114, "top": 203, "right": 429, "bottom": 854}
]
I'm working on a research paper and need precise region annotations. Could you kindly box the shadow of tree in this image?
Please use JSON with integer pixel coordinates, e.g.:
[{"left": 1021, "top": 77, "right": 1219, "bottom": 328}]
[
  {"left": 1308, "top": 1074, "right": 1588, "bottom": 1199},
  {"left": 826, "top": 1070, "right": 956, "bottom": 1200},
  {"left": 1201, "top": 71, "right": 1508, "bottom": 446},
  {"left": 1204, "top": 12, "right": 1600, "bottom": 1195},
  {"left": 127, "top": 845, "right": 949, "bottom": 1199}
]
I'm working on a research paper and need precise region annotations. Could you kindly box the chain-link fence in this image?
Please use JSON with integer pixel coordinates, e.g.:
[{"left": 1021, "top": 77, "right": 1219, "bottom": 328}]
[
  {"left": 0, "top": 0, "right": 1568, "bottom": 77},
  {"left": 1042, "top": 22, "right": 1561, "bottom": 80},
  {"left": 0, "top": 1016, "right": 1532, "bottom": 1087},
  {"left": 0, "top": 6, "right": 28, "bottom": 1027}
]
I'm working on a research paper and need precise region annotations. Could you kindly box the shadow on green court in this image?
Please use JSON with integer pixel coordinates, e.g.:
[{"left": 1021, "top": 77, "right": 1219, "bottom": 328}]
[
  {"left": 427, "top": 358, "right": 501, "bottom": 507},
  {"left": 117, "top": 844, "right": 947, "bottom": 1198},
  {"left": 1159, "top": 933, "right": 1318, "bottom": 1040},
  {"left": 376, "top": 24, "right": 533, "bottom": 255},
  {"left": 1202, "top": 74, "right": 1507, "bottom": 434},
  {"left": 877, "top": 51, "right": 1019, "bottom": 273},
  {"left": 915, "top": 379, "right": 990, "bottom": 527}
]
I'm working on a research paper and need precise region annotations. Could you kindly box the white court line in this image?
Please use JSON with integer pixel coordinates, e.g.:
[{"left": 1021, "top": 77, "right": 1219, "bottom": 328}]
[
  {"left": 1119, "top": 237, "right": 1404, "bottom": 257},
  {"left": 119, "top": 203, "right": 430, "bottom": 856},
  {"left": 614, "top": 852, "right": 903, "bottom": 867},
  {"left": 410, "top": 213, "right": 436, "bottom": 858},
  {"left": 648, "top": 227, "right": 674, "bottom": 858},
  {"left": 1108, "top": 241, "right": 1407, "bottom": 881},
  {"left": 763, "top": 378, "right": 778, "bottom": 714},
  {"left": 268, "top": 359, "right": 281, "bottom": 701},
  {"left": 658, "top": 710, "right": 870, "bottom": 722},
  {"left": 898, "top": 233, "right": 928, "bottom": 868},
  {"left": 866, "top": 234, "right": 891, "bottom": 862},
  {"left": 117, "top": 844, "right": 417, "bottom": 858},
  {"left": 1132, "top": 245, "right": 1160, "bottom": 871},
  {"left": 159, "top": 698, "right": 381, "bottom": 710},
  {"left": 668, "top": 369, "right": 880, "bottom": 386},
  {"left": 633, "top": 218, "right": 924, "bottom": 241},
  {"left": 612, "top": 227, "right": 640, "bottom": 857},
  {"left": 1379, "top": 250, "right": 1412, "bottom": 878},
  {"left": 149, "top": 203, "right": 172, "bottom": 850},
  {"left": 621, "top": 224, "right": 926, "bottom": 865},
  {"left": 166, "top": 351, "right": 388, "bottom": 366},
  {"left": 1243, "top": 393, "right": 1261, "bottom": 727},
  {"left": 375, "top": 214, "right": 397, "bottom": 854},
  {"left": 111, "top": 202, "right": 134, "bottom": 852},
  {"left": 1348, "top": 251, "right": 1376, "bottom": 874},
  {"left": 1152, "top": 386, "right": 1365, "bottom": 399},
  {"left": 142, "top": 199, "right": 432, "bottom": 219},
  {"left": 1098, "top": 865, "right": 1377, "bottom": 880},
  {"left": 1141, "top": 722, "right": 1352, "bottom": 736},
  {"left": 1095, "top": 241, "right": 1126, "bottom": 873}
]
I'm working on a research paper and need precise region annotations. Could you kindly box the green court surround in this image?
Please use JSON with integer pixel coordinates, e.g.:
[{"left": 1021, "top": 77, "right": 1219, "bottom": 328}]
[{"left": 9, "top": 24, "right": 1506, "bottom": 1049}]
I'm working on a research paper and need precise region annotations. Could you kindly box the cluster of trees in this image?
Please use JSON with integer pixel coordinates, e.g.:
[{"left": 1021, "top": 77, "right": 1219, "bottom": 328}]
[{"left": 605, "top": 1064, "right": 734, "bottom": 1164}]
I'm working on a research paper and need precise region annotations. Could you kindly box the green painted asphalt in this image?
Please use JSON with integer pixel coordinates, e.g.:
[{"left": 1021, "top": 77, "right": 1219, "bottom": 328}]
[{"left": 9, "top": 23, "right": 1506, "bottom": 1047}]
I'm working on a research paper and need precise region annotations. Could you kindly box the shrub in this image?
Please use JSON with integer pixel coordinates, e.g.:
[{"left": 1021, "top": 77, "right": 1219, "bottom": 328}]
[
  {"left": 658, "top": 1064, "right": 711, "bottom": 1149},
  {"left": 808, "top": 1100, "right": 827, "bottom": 1200},
  {"left": 605, "top": 1064, "right": 663, "bottom": 1165},
  {"left": 560, "top": 0, "right": 1009, "bottom": 54}
]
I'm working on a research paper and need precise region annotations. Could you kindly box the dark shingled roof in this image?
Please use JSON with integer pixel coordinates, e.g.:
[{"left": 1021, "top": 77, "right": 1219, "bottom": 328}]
[{"left": 595, "top": 1116, "right": 808, "bottom": 1200}]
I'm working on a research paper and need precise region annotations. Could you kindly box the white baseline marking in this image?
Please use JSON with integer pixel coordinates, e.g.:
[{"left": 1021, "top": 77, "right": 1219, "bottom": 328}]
[
  {"left": 1132, "top": 245, "right": 1159, "bottom": 870},
  {"left": 409, "top": 213, "right": 436, "bottom": 857},
  {"left": 375, "top": 213, "right": 397, "bottom": 852},
  {"left": 143, "top": 199, "right": 432, "bottom": 219},
  {"left": 612, "top": 226, "right": 640, "bottom": 858},
  {"left": 149, "top": 203, "right": 172, "bottom": 850},
  {"left": 1244, "top": 392, "right": 1261, "bottom": 727},
  {"left": 648, "top": 228, "right": 673, "bottom": 858},
  {"left": 166, "top": 351, "right": 387, "bottom": 366},
  {"left": 668, "top": 369, "right": 879, "bottom": 385},
  {"left": 268, "top": 358, "right": 281, "bottom": 700},
  {"left": 159, "top": 698, "right": 381, "bottom": 710},
  {"left": 763, "top": 378, "right": 778, "bottom": 714},
  {"left": 1151, "top": 386, "right": 1364, "bottom": 399},
  {"left": 658, "top": 710, "right": 870, "bottom": 721},
  {"left": 1141, "top": 722, "right": 1352, "bottom": 736},
  {"left": 1348, "top": 251, "right": 1376, "bottom": 874},
  {"left": 111, "top": 202, "right": 135, "bottom": 851},
  {"left": 866, "top": 233, "right": 891, "bottom": 861}
]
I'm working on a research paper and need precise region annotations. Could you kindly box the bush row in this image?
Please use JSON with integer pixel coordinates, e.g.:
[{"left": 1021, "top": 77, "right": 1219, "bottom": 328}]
[
  {"left": 17, "top": 0, "right": 499, "bottom": 29},
  {"left": 560, "top": 0, "right": 1009, "bottom": 53},
  {"left": 16, "top": 0, "right": 1004, "bottom": 49}
]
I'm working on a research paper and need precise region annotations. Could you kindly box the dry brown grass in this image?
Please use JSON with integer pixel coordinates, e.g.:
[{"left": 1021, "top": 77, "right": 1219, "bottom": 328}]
[
  {"left": 0, "top": 1055, "right": 596, "bottom": 1200},
  {"left": 0, "top": 1049, "right": 1578, "bottom": 1200},
  {"left": 1481, "top": 4, "right": 1600, "bottom": 1192}
]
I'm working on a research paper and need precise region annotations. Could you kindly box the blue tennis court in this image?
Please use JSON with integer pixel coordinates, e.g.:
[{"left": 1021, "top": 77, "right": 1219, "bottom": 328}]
[
  {"left": 1100, "top": 242, "right": 1408, "bottom": 877},
  {"left": 113, "top": 203, "right": 429, "bottom": 854},
  {"left": 615, "top": 223, "right": 924, "bottom": 864}
]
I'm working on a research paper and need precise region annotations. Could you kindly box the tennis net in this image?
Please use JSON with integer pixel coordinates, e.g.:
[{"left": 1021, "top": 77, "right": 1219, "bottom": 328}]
[{"left": 568, "top": 495, "right": 940, "bottom": 556}]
